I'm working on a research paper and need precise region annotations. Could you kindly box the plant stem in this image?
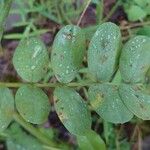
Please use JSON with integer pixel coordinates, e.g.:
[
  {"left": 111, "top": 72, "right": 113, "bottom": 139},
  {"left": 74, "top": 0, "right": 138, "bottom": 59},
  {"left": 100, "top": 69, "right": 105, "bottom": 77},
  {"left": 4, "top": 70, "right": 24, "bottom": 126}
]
[
  {"left": 0, "top": 0, "right": 13, "bottom": 55},
  {"left": 120, "top": 21, "right": 150, "bottom": 30},
  {"left": 0, "top": 81, "right": 123, "bottom": 88},
  {"left": 13, "top": 112, "right": 60, "bottom": 149},
  {"left": 97, "top": 0, "right": 104, "bottom": 23},
  {"left": 102, "top": 0, "right": 121, "bottom": 22},
  {"left": 59, "top": 2, "right": 72, "bottom": 25},
  {"left": 77, "top": 0, "right": 91, "bottom": 26},
  {"left": 0, "top": 81, "right": 97, "bottom": 88}
]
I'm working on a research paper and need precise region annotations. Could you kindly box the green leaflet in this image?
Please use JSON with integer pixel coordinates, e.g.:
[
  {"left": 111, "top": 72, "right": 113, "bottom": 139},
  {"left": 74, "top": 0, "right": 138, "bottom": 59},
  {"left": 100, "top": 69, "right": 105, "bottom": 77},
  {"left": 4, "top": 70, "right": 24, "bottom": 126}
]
[
  {"left": 15, "top": 85, "right": 50, "bottom": 124},
  {"left": 119, "top": 83, "right": 150, "bottom": 120},
  {"left": 88, "top": 84, "right": 133, "bottom": 123},
  {"left": 13, "top": 37, "right": 49, "bottom": 82},
  {"left": 6, "top": 123, "right": 43, "bottom": 150},
  {"left": 137, "top": 26, "right": 150, "bottom": 37},
  {"left": 0, "top": 87, "right": 14, "bottom": 132},
  {"left": 77, "top": 130, "right": 106, "bottom": 150},
  {"left": 51, "top": 25, "right": 86, "bottom": 83},
  {"left": 125, "top": 5, "right": 147, "bottom": 21},
  {"left": 88, "top": 22, "right": 121, "bottom": 82},
  {"left": 54, "top": 87, "right": 91, "bottom": 135},
  {"left": 119, "top": 36, "right": 150, "bottom": 83},
  {"left": 134, "top": 0, "right": 149, "bottom": 7}
]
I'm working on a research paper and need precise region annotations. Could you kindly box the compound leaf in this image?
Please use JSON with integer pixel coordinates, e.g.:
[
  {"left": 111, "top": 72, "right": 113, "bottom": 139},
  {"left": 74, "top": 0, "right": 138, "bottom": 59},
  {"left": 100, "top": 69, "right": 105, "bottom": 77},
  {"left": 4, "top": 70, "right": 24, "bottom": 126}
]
[
  {"left": 88, "top": 84, "right": 133, "bottom": 123},
  {"left": 13, "top": 37, "right": 49, "bottom": 82},
  {"left": 88, "top": 22, "right": 121, "bottom": 82},
  {"left": 0, "top": 87, "right": 14, "bottom": 132},
  {"left": 51, "top": 25, "right": 86, "bottom": 83},
  {"left": 54, "top": 87, "right": 91, "bottom": 135},
  {"left": 15, "top": 85, "right": 50, "bottom": 124}
]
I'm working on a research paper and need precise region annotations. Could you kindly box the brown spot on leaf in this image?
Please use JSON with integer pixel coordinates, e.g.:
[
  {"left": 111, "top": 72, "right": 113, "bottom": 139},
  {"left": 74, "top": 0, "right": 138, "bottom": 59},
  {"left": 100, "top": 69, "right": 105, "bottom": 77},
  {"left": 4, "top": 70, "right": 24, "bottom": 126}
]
[
  {"left": 135, "top": 94, "right": 139, "bottom": 98},
  {"left": 139, "top": 103, "right": 144, "bottom": 109},
  {"left": 63, "top": 32, "right": 75, "bottom": 40},
  {"left": 101, "top": 39, "right": 109, "bottom": 49},
  {"left": 113, "top": 85, "right": 119, "bottom": 91},
  {"left": 60, "top": 55, "right": 64, "bottom": 60},
  {"left": 58, "top": 112, "right": 68, "bottom": 123},
  {"left": 133, "top": 85, "right": 143, "bottom": 91},
  {"left": 140, "top": 65, "right": 145, "bottom": 70},
  {"left": 54, "top": 96, "right": 59, "bottom": 103},
  {"left": 100, "top": 55, "right": 108, "bottom": 64}
]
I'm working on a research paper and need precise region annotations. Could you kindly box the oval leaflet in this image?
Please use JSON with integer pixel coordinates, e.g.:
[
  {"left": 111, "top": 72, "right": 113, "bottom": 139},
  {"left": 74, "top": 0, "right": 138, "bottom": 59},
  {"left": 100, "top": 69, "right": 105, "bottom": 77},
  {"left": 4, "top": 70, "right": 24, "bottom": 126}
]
[
  {"left": 0, "top": 87, "right": 14, "bottom": 132},
  {"left": 51, "top": 25, "right": 86, "bottom": 83},
  {"left": 120, "top": 36, "right": 150, "bottom": 83},
  {"left": 15, "top": 85, "right": 50, "bottom": 124},
  {"left": 13, "top": 37, "right": 49, "bottom": 82},
  {"left": 54, "top": 87, "right": 91, "bottom": 135},
  {"left": 88, "top": 84, "right": 133, "bottom": 123},
  {"left": 88, "top": 22, "right": 122, "bottom": 82},
  {"left": 119, "top": 83, "right": 150, "bottom": 120}
]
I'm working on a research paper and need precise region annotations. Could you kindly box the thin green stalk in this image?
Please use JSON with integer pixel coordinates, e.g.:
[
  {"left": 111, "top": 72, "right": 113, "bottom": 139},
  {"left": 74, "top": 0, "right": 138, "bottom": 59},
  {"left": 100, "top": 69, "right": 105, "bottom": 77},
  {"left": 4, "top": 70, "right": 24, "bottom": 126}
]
[
  {"left": 77, "top": 0, "right": 91, "bottom": 26},
  {"left": 4, "top": 29, "right": 51, "bottom": 39},
  {"left": 59, "top": 2, "right": 72, "bottom": 25},
  {"left": 0, "top": 0, "right": 13, "bottom": 55},
  {"left": 13, "top": 112, "right": 60, "bottom": 149},
  {"left": 102, "top": 0, "right": 121, "bottom": 22},
  {"left": 96, "top": 0, "right": 104, "bottom": 23},
  {"left": 0, "top": 81, "right": 97, "bottom": 88},
  {"left": 0, "top": 81, "right": 122, "bottom": 89}
]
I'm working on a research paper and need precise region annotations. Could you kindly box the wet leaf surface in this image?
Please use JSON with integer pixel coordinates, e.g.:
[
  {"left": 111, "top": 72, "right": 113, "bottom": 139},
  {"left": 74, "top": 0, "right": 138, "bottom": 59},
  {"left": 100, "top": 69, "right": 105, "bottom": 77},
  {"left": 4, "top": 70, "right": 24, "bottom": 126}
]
[
  {"left": 13, "top": 37, "right": 49, "bottom": 82},
  {"left": 119, "top": 83, "right": 150, "bottom": 120},
  {"left": 120, "top": 36, "right": 150, "bottom": 83},
  {"left": 88, "top": 83, "right": 133, "bottom": 123},
  {"left": 51, "top": 25, "right": 86, "bottom": 83},
  {"left": 54, "top": 87, "right": 91, "bottom": 135},
  {"left": 0, "top": 87, "right": 14, "bottom": 132},
  {"left": 15, "top": 85, "right": 50, "bottom": 124},
  {"left": 77, "top": 130, "right": 106, "bottom": 150},
  {"left": 88, "top": 22, "right": 121, "bottom": 82}
]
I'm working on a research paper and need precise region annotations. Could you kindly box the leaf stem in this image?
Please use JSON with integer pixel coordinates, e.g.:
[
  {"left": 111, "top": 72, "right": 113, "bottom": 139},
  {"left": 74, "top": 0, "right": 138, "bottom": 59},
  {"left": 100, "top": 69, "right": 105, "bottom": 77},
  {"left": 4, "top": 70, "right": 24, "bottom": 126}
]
[
  {"left": 0, "top": 81, "right": 97, "bottom": 88},
  {"left": 77, "top": 0, "right": 91, "bottom": 26},
  {"left": 102, "top": 0, "right": 121, "bottom": 22},
  {"left": 13, "top": 112, "right": 60, "bottom": 149},
  {"left": 0, "top": 0, "right": 13, "bottom": 55},
  {"left": 0, "top": 81, "right": 123, "bottom": 88}
]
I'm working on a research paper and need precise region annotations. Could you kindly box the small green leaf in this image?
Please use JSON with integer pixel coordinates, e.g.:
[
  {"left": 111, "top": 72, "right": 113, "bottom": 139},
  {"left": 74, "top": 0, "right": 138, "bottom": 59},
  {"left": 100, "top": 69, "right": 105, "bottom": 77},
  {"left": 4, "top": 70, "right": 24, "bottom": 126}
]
[
  {"left": 13, "top": 37, "right": 49, "bottom": 82},
  {"left": 51, "top": 25, "right": 86, "bottom": 83},
  {"left": 6, "top": 123, "right": 43, "bottom": 150},
  {"left": 54, "top": 87, "right": 91, "bottom": 135},
  {"left": 137, "top": 26, "right": 150, "bottom": 37},
  {"left": 88, "top": 22, "right": 121, "bottom": 82},
  {"left": 15, "top": 85, "right": 50, "bottom": 124},
  {"left": 88, "top": 84, "right": 133, "bottom": 123},
  {"left": 119, "top": 36, "right": 150, "bottom": 83},
  {"left": 125, "top": 5, "right": 147, "bottom": 21},
  {"left": 119, "top": 83, "right": 150, "bottom": 120},
  {"left": 145, "top": 3, "right": 150, "bottom": 15},
  {"left": 134, "top": 0, "right": 148, "bottom": 7},
  {"left": 0, "top": 87, "right": 14, "bottom": 132},
  {"left": 77, "top": 130, "right": 106, "bottom": 150}
]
